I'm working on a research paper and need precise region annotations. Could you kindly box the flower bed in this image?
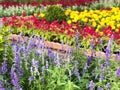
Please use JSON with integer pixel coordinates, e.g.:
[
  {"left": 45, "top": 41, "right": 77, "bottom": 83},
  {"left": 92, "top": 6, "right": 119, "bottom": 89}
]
[
  {"left": 0, "top": 33, "right": 120, "bottom": 90},
  {"left": 0, "top": 2, "right": 120, "bottom": 90}
]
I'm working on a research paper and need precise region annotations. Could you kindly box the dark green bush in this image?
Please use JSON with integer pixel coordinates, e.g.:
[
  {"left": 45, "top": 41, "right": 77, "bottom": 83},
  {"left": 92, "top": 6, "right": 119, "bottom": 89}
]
[{"left": 44, "top": 5, "right": 66, "bottom": 23}]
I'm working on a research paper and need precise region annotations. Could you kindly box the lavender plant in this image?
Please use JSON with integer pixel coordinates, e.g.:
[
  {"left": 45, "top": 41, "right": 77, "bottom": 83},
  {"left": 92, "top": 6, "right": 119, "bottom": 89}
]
[{"left": 0, "top": 33, "right": 120, "bottom": 90}]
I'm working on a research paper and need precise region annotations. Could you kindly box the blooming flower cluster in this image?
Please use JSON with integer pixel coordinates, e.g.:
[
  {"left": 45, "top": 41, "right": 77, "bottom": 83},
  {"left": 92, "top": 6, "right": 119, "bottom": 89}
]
[{"left": 65, "top": 7, "right": 120, "bottom": 32}]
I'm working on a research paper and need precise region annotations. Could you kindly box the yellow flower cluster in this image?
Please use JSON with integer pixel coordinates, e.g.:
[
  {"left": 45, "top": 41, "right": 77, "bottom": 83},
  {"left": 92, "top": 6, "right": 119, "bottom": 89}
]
[
  {"left": 34, "top": 13, "right": 45, "bottom": 18},
  {"left": 65, "top": 7, "right": 120, "bottom": 32}
]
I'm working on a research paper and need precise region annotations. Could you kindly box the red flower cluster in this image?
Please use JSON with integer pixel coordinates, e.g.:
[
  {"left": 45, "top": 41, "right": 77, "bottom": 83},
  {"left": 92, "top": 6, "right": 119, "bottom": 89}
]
[
  {"left": 2, "top": 15, "right": 120, "bottom": 44},
  {"left": 80, "top": 25, "right": 120, "bottom": 44},
  {"left": 0, "top": 0, "right": 98, "bottom": 7},
  {"left": 80, "top": 25, "right": 100, "bottom": 38},
  {"left": 2, "top": 15, "right": 80, "bottom": 37}
]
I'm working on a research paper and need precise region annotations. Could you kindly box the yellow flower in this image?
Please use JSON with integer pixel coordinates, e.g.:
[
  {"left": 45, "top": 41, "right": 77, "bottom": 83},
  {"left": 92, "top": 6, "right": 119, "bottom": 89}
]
[
  {"left": 117, "top": 24, "right": 120, "bottom": 28},
  {"left": 39, "top": 13, "right": 45, "bottom": 18},
  {"left": 92, "top": 21, "right": 97, "bottom": 27},
  {"left": 115, "top": 29, "right": 119, "bottom": 32},
  {"left": 82, "top": 18, "right": 88, "bottom": 23},
  {"left": 65, "top": 9, "right": 71, "bottom": 15},
  {"left": 67, "top": 20, "right": 72, "bottom": 24},
  {"left": 95, "top": 29, "right": 99, "bottom": 32},
  {"left": 0, "top": 35, "right": 3, "bottom": 42},
  {"left": 111, "top": 25, "right": 115, "bottom": 30}
]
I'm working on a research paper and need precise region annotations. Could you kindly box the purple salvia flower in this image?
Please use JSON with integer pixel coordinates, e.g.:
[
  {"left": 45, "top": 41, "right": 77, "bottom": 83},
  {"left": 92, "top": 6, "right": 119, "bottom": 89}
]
[
  {"left": 99, "top": 64, "right": 104, "bottom": 81},
  {"left": 28, "top": 76, "right": 34, "bottom": 83},
  {"left": 10, "top": 67, "right": 22, "bottom": 90},
  {"left": 97, "top": 86, "right": 103, "bottom": 90},
  {"left": 32, "top": 59, "right": 39, "bottom": 69},
  {"left": 0, "top": 81, "right": 5, "bottom": 90},
  {"left": 31, "top": 59, "right": 39, "bottom": 75},
  {"left": 75, "top": 30, "right": 79, "bottom": 48},
  {"left": 0, "top": 81, "right": 3, "bottom": 87},
  {"left": 10, "top": 66, "right": 15, "bottom": 78},
  {"left": 99, "top": 73, "right": 104, "bottom": 81},
  {"left": 16, "top": 67, "right": 24, "bottom": 77},
  {"left": 11, "top": 72, "right": 19, "bottom": 87},
  {"left": 106, "top": 83, "right": 110, "bottom": 90},
  {"left": 48, "top": 47, "right": 55, "bottom": 59},
  {"left": 27, "top": 35, "right": 35, "bottom": 51},
  {"left": 8, "top": 86, "right": 12, "bottom": 90},
  {"left": 116, "top": 67, "right": 120, "bottom": 78},
  {"left": 89, "top": 80, "right": 95, "bottom": 90},
  {"left": 105, "top": 35, "right": 114, "bottom": 62},
  {"left": 115, "top": 49, "right": 120, "bottom": 60},
  {"left": 90, "top": 39, "right": 95, "bottom": 56},
  {"left": 61, "top": 41, "right": 64, "bottom": 52},
  {"left": 67, "top": 48, "right": 72, "bottom": 55},
  {"left": 56, "top": 59, "right": 61, "bottom": 68},
  {"left": 36, "top": 51, "right": 40, "bottom": 57},
  {"left": 86, "top": 56, "right": 94, "bottom": 66},
  {"left": 1, "top": 61, "right": 7, "bottom": 74},
  {"left": 82, "top": 63, "right": 88, "bottom": 75},
  {"left": 99, "top": 38, "right": 103, "bottom": 51},
  {"left": 14, "top": 52, "right": 23, "bottom": 77},
  {"left": 48, "top": 52, "right": 55, "bottom": 59},
  {"left": 74, "top": 61, "right": 80, "bottom": 80},
  {"left": 48, "top": 47, "right": 52, "bottom": 54},
  {"left": 84, "top": 63, "right": 88, "bottom": 69},
  {"left": 14, "top": 52, "right": 20, "bottom": 66},
  {"left": 42, "top": 66, "right": 46, "bottom": 75},
  {"left": 0, "top": 88, "right": 5, "bottom": 90}
]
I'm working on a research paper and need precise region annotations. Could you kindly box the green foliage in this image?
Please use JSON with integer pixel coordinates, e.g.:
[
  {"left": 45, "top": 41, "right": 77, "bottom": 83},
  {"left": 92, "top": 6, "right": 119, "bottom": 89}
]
[
  {"left": 0, "top": 27, "right": 11, "bottom": 66},
  {"left": 45, "top": 5, "right": 66, "bottom": 23}
]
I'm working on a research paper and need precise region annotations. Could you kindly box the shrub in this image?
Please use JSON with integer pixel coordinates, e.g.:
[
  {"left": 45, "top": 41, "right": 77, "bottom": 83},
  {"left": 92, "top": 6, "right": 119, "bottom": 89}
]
[{"left": 44, "top": 5, "right": 66, "bottom": 23}]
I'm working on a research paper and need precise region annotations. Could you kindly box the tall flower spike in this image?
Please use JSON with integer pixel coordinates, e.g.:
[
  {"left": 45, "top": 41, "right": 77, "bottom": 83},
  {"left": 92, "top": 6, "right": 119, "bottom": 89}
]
[
  {"left": 0, "top": 81, "right": 5, "bottom": 90},
  {"left": 86, "top": 56, "right": 94, "bottom": 66},
  {"left": 106, "top": 83, "right": 110, "bottom": 90},
  {"left": 74, "top": 61, "right": 80, "bottom": 80},
  {"left": 105, "top": 35, "right": 114, "bottom": 66},
  {"left": 75, "top": 30, "right": 79, "bottom": 48},
  {"left": 1, "top": 61, "right": 7, "bottom": 74},
  {"left": 116, "top": 67, "right": 120, "bottom": 78},
  {"left": 99, "top": 38, "right": 103, "bottom": 51},
  {"left": 89, "top": 80, "right": 94, "bottom": 90},
  {"left": 90, "top": 39, "right": 95, "bottom": 56}
]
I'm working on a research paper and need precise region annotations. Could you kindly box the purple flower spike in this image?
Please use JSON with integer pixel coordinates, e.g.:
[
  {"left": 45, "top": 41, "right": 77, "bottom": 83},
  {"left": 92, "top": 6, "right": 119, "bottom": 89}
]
[
  {"left": 74, "top": 61, "right": 80, "bottom": 80},
  {"left": 116, "top": 67, "right": 120, "bottom": 78},
  {"left": 11, "top": 72, "right": 19, "bottom": 87},
  {"left": 75, "top": 31, "right": 79, "bottom": 48},
  {"left": 86, "top": 56, "right": 94, "bottom": 66},
  {"left": 99, "top": 38, "right": 103, "bottom": 50},
  {"left": 42, "top": 66, "right": 46, "bottom": 75},
  {"left": 105, "top": 35, "right": 114, "bottom": 62},
  {"left": 0, "top": 81, "right": 4, "bottom": 89},
  {"left": 32, "top": 59, "right": 39, "bottom": 69},
  {"left": 67, "top": 48, "right": 72, "bottom": 55},
  {"left": 1, "top": 61, "right": 7, "bottom": 74},
  {"left": 89, "top": 80, "right": 94, "bottom": 90},
  {"left": 28, "top": 76, "right": 34, "bottom": 83},
  {"left": 106, "top": 83, "right": 110, "bottom": 90}
]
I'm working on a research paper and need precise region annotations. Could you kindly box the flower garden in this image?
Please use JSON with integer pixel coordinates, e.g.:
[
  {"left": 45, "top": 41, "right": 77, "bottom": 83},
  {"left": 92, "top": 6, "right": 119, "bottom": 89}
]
[{"left": 0, "top": 0, "right": 120, "bottom": 90}]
